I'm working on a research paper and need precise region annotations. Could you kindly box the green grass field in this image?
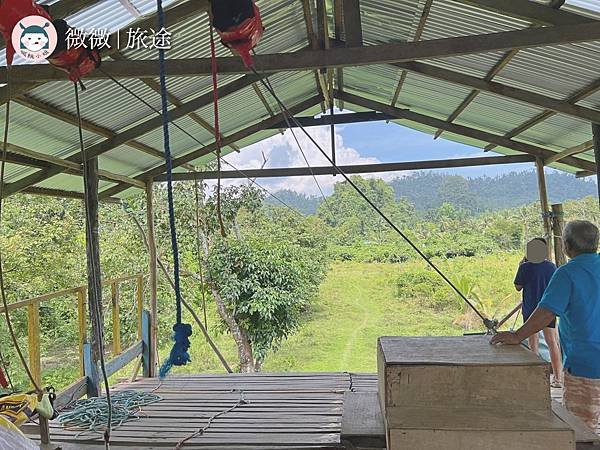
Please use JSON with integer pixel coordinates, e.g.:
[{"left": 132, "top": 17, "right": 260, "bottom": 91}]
[
  {"left": 179, "top": 254, "right": 521, "bottom": 374},
  {"left": 32, "top": 255, "right": 522, "bottom": 390}
]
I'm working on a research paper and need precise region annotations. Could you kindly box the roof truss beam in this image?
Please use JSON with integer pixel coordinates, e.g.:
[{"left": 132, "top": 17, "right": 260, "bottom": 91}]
[
  {"left": 450, "top": 0, "right": 596, "bottom": 25},
  {"left": 335, "top": 90, "right": 596, "bottom": 173},
  {"left": 2, "top": 74, "right": 262, "bottom": 198},
  {"left": 154, "top": 154, "right": 536, "bottom": 181},
  {"left": 545, "top": 140, "right": 594, "bottom": 165},
  {"left": 100, "top": 95, "right": 323, "bottom": 199},
  {"left": 391, "top": 60, "right": 600, "bottom": 124},
  {"left": 6, "top": 143, "right": 144, "bottom": 189},
  {"left": 266, "top": 111, "right": 394, "bottom": 128},
  {"left": 5, "top": 22, "right": 600, "bottom": 83},
  {"left": 0, "top": 0, "right": 206, "bottom": 106}
]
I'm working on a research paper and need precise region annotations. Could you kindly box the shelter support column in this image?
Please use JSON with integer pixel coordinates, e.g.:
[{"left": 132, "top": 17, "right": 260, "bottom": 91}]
[
  {"left": 592, "top": 123, "right": 600, "bottom": 209},
  {"left": 145, "top": 182, "right": 158, "bottom": 377},
  {"left": 551, "top": 204, "right": 566, "bottom": 267},
  {"left": 84, "top": 157, "right": 102, "bottom": 397},
  {"left": 535, "top": 158, "right": 553, "bottom": 260}
]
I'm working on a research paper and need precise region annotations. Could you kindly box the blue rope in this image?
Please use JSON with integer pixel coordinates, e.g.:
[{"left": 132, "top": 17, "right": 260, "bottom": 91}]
[{"left": 157, "top": 0, "right": 191, "bottom": 378}]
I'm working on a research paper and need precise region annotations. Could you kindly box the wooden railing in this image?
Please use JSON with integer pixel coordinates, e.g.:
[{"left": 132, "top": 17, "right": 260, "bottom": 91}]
[{"left": 0, "top": 274, "right": 148, "bottom": 399}]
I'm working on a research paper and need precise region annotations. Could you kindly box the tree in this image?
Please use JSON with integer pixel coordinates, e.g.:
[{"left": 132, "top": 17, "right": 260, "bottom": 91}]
[
  {"left": 317, "top": 176, "right": 414, "bottom": 243},
  {"left": 187, "top": 183, "right": 327, "bottom": 372}
]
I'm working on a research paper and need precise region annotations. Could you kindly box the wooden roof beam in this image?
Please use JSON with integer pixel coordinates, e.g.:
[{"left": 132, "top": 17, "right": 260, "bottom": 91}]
[
  {"left": 2, "top": 75, "right": 263, "bottom": 198},
  {"left": 110, "top": 52, "right": 240, "bottom": 155},
  {"left": 545, "top": 140, "right": 594, "bottom": 165},
  {"left": 391, "top": 0, "right": 433, "bottom": 107},
  {"left": 451, "top": 0, "right": 596, "bottom": 26},
  {"left": 267, "top": 111, "right": 394, "bottom": 128},
  {"left": 484, "top": 77, "right": 600, "bottom": 151},
  {"left": 335, "top": 90, "right": 596, "bottom": 173},
  {"left": 5, "top": 22, "right": 600, "bottom": 83},
  {"left": 302, "top": 0, "right": 327, "bottom": 113},
  {"left": 0, "top": 0, "right": 206, "bottom": 106},
  {"left": 391, "top": 60, "right": 600, "bottom": 124},
  {"left": 12, "top": 95, "right": 197, "bottom": 170},
  {"left": 6, "top": 143, "right": 145, "bottom": 189},
  {"left": 22, "top": 186, "right": 121, "bottom": 203},
  {"left": 100, "top": 95, "right": 323, "bottom": 198},
  {"left": 154, "top": 154, "right": 535, "bottom": 181},
  {"left": 433, "top": 47, "right": 520, "bottom": 139}
]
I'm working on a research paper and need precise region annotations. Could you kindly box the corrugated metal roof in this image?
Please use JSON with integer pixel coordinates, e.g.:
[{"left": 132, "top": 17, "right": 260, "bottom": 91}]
[{"left": 1, "top": 0, "right": 599, "bottom": 199}]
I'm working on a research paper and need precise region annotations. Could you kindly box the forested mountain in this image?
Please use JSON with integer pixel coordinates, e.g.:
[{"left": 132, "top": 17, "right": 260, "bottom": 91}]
[
  {"left": 390, "top": 171, "right": 597, "bottom": 213},
  {"left": 267, "top": 171, "right": 598, "bottom": 215}
]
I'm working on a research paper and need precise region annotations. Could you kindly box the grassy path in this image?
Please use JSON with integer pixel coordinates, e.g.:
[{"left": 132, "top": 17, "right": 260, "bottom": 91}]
[{"left": 264, "top": 261, "right": 460, "bottom": 373}]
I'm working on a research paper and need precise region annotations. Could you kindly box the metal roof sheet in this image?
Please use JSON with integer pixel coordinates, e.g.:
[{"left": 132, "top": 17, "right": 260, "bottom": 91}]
[{"left": 1, "top": 0, "right": 599, "bottom": 199}]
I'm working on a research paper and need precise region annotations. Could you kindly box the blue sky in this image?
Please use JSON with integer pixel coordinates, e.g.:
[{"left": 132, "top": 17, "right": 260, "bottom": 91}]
[{"left": 223, "top": 118, "right": 584, "bottom": 196}]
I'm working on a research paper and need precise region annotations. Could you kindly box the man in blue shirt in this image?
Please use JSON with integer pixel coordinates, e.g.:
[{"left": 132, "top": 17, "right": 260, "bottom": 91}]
[
  {"left": 492, "top": 220, "right": 600, "bottom": 429},
  {"left": 514, "top": 238, "right": 562, "bottom": 387}
]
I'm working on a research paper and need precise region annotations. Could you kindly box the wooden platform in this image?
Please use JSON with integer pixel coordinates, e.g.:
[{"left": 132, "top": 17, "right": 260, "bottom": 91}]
[
  {"left": 22, "top": 371, "right": 600, "bottom": 449},
  {"left": 25, "top": 372, "right": 377, "bottom": 449}
]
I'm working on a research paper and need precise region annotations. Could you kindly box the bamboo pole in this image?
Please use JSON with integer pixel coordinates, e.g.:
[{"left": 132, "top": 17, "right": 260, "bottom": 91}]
[
  {"left": 551, "top": 204, "right": 567, "bottom": 267},
  {"left": 145, "top": 183, "right": 158, "bottom": 377},
  {"left": 593, "top": 123, "right": 600, "bottom": 210},
  {"left": 535, "top": 158, "right": 553, "bottom": 260}
]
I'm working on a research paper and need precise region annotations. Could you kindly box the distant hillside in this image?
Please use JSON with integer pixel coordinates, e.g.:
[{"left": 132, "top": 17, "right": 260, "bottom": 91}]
[
  {"left": 267, "top": 171, "right": 598, "bottom": 215},
  {"left": 266, "top": 190, "right": 322, "bottom": 215},
  {"left": 389, "top": 171, "right": 598, "bottom": 213}
]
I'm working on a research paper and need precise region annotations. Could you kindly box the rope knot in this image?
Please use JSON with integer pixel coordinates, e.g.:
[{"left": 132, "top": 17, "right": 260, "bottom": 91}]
[{"left": 159, "top": 323, "right": 192, "bottom": 379}]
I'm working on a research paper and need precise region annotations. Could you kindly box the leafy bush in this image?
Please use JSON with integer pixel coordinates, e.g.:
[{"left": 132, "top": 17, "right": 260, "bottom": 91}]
[{"left": 207, "top": 237, "right": 327, "bottom": 363}]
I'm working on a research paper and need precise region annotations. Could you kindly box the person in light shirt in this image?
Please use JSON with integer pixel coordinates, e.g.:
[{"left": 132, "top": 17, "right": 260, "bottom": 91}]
[{"left": 492, "top": 220, "right": 600, "bottom": 430}]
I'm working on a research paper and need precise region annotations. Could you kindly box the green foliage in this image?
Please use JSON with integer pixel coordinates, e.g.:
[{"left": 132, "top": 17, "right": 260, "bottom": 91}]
[
  {"left": 389, "top": 170, "right": 597, "bottom": 214},
  {"left": 207, "top": 237, "right": 326, "bottom": 362},
  {"left": 318, "top": 176, "right": 415, "bottom": 243}
]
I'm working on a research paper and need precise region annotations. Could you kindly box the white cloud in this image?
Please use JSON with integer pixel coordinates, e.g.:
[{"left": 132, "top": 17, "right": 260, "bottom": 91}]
[{"left": 217, "top": 126, "right": 405, "bottom": 197}]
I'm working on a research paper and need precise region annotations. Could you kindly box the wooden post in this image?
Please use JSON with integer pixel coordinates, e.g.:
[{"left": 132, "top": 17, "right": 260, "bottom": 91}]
[
  {"left": 136, "top": 275, "right": 144, "bottom": 340},
  {"left": 77, "top": 288, "right": 87, "bottom": 377},
  {"left": 551, "top": 204, "right": 567, "bottom": 267},
  {"left": 83, "top": 157, "right": 102, "bottom": 397},
  {"left": 592, "top": 123, "right": 600, "bottom": 209},
  {"left": 146, "top": 183, "right": 158, "bottom": 377},
  {"left": 27, "top": 302, "right": 41, "bottom": 388},
  {"left": 141, "top": 310, "right": 152, "bottom": 378},
  {"left": 535, "top": 158, "right": 553, "bottom": 260},
  {"left": 83, "top": 343, "right": 99, "bottom": 397},
  {"left": 111, "top": 282, "right": 121, "bottom": 355}
]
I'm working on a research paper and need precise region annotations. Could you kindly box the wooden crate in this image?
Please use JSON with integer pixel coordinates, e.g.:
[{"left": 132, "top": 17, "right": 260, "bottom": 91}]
[
  {"left": 378, "top": 336, "right": 575, "bottom": 450},
  {"left": 378, "top": 335, "right": 551, "bottom": 411},
  {"left": 386, "top": 407, "right": 575, "bottom": 450}
]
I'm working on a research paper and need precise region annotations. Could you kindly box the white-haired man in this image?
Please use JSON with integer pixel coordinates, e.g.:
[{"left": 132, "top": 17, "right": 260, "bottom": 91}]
[{"left": 492, "top": 220, "right": 600, "bottom": 430}]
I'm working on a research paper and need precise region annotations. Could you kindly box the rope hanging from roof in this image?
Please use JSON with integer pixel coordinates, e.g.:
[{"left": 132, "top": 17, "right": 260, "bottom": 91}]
[{"left": 156, "top": 0, "right": 192, "bottom": 380}]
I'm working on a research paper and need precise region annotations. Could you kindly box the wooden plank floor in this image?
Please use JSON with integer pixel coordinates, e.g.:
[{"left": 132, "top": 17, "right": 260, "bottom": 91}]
[{"left": 26, "top": 373, "right": 378, "bottom": 449}]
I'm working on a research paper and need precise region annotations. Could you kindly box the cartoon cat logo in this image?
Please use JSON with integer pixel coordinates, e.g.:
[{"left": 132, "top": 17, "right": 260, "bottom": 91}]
[{"left": 11, "top": 15, "right": 57, "bottom": 61}]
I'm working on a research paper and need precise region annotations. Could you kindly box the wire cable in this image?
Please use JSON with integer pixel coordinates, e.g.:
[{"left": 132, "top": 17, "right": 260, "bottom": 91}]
[
  {"left": 0, "top": 67, "right": 43, "bottom": 394},
  {"left": 100, "top": 62, "right": 302, "bottom": 218},
  {"left": 252, "top": 67, "right": 492, "bottom": 328},
  {"left": 74, "top": 83, "right": 112, "bottom": 449},
  {"left": 262, "top": 77, "right": 330, "bottom": 208}
]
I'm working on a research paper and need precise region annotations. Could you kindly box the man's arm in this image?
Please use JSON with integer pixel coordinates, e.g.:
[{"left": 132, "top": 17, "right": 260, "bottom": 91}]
[
  {"left": 491, "top": 306, "right": 556, "bottom": 345},
  {"left": 515, "top": 284, "right": 523, "bottom": 292}
]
